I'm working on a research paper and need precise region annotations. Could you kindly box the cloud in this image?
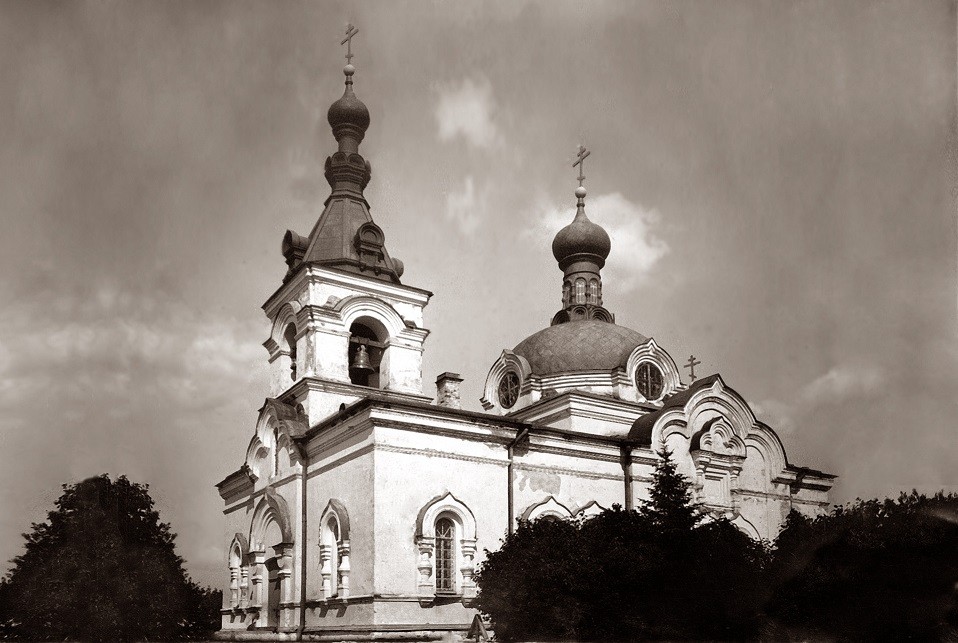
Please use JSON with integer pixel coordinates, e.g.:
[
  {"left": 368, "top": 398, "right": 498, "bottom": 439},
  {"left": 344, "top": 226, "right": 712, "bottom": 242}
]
[
  {"left": 444, "top": 176, "right": 485, "bottom": 235},
  {"left": 435, "top": 77, "right": 501, "bottom": 149},
  {"left": 525, "top": 192, "right": 669, "bottom": 291},
  {"left": 800, "top": 364, "right": 886, "bottom": 406},
  {"left": 751, "top": 398, "right": 797, "bottom": 436},
  {"left": 0, "top": 276, "right": 267, "bottom": 586}
]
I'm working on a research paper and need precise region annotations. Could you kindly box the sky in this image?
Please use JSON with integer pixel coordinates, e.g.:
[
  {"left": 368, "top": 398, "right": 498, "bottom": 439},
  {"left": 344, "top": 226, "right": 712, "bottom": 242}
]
[{"left": 0, "top": 1, "right": 955, "bottom": 588}]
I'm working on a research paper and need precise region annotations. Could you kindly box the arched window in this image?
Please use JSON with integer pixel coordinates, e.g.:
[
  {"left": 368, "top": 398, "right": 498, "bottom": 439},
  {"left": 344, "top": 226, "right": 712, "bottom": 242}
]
[
  {"left": 434, "top": 517, "right": 456, "bottom": 593},
  {"left": 348, "top": 320, "right": 386, "bottom": 388},
  {"left": 227, "top": 534, "right": 249, "bottom": 609},
  {"left": 562, "top": 281, "right": 571, "bottom": 307},
  {"left": 575, "top": 278, "right": 586, "bottom": 304},
  {"left": 414, "top": 492, "right": 478, "bottom": 604},
  {"left": 321, "top": 516, "right": 340, "bottom": 598},
  {"left": 284, "top": 324, "right": 297, "bottom": 381},
  {"left": 588, "top": 279, "right": 599, "bottom": 304},
  {"left": 319, "top": 500, "right": 351, "bottom": 600}
]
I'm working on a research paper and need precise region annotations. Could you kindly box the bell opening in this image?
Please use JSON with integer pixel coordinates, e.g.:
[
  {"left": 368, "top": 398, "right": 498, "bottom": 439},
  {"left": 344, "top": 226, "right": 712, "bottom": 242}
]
[{"left": 348, "top": 320, "right": 386, "bottom": 388}]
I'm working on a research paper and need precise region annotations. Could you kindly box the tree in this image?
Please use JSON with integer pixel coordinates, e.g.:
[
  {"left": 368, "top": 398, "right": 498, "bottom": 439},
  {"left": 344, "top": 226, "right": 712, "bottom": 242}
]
[
  {"left": 765, "top": 491, "right": 958, "bottom": 641},
  {"left": 473, "top": 516, "right": 586, "bottom": 642},
  {"left": 643, "top": 447, "right": 701, "bottom": 533},
  {"left": 0, "top": 475, "right": 221, "bottom": 641},
  {"left": 475, "top": 450, "right": 768, "bottom": 641}
]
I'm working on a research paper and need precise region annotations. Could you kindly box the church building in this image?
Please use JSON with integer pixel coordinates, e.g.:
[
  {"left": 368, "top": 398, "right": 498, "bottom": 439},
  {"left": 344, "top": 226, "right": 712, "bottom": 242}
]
[{"left": 215, "top": 31, "right": 835, "bottom": 642}]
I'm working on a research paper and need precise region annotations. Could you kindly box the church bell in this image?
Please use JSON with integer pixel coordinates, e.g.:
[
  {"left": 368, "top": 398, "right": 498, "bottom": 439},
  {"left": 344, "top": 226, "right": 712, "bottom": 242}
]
[{"left": 350, "top": 344, "right": 374, "bottom": 375}]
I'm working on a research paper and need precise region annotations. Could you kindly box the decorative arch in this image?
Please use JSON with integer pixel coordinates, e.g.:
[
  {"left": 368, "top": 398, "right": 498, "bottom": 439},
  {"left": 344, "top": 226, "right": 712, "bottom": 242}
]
[
  {"left": 416, "top": 492, "right": 477, "bottom": 541},
  {"left": 745, "top": 422, "right": 788, "bottom": 480},
  {"left": 334, "top": 295, "right": 407, "bottom": 338},
  {"left": 268, "top": 301, "right": 303, "bottom": 355},
  {"left": 245, "top": 399, "right": 308, "bottom": 481},
  {"left": 249, "top": 488, "right": 294, "bottom": 549},
  {"left": 415, "top": 492, "right": 478, "bottom": 604},
  {"left": 245, "top": 435, "right": 270, "bottom": 482},
  {"left": 320, "top": 499, "right": 351, "bottom": 542},
  {"left": 520, "top": 496, "right": 575, "bottom": 522},
  {"left": 731, "top": 514, "right": 761, "bottom": 540},
  {"left": 575, "top": 500, "right": 606, "bottom": 519},
  {"left": 685, "top": 377, "right": 757, "bottom": 440},
  {"left": 626, "top": 339, "right": 681, "bottom": 402},
  {"left": 228, "top": 532, "right": 250, "bottom": 566},
  {"left": 689, "top": 417, "right": 747, "bottom": 458},
  {"left": 481, "top": 349, "right": 532, "bottom": 412}
]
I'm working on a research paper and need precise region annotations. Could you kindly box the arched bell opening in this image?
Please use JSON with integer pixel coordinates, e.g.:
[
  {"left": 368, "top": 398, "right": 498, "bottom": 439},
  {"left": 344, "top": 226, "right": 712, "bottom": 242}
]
[
  {"left": 348, "top": 317, "right": 387, "bottom": 388},
  {"left": 283, "top": 324, "right": 298, "bottom": 381}
]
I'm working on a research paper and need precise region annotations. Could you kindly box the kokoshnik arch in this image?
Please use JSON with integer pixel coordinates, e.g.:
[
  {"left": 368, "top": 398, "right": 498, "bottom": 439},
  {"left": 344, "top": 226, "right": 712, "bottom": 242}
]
[{"left": 214, "top": 25, "right": 835, "bottom": 642}]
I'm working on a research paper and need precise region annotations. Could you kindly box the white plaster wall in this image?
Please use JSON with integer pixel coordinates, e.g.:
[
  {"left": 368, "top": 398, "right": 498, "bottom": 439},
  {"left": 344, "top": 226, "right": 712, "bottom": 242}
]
[
  {"left": 382, "top": 343, "right": 423, "bottom": 394},
  {"left": 513, "top": 447, "right": 626, "bottom": 519},
  {"left": 304, "top": 428, "right": 375, "bottom": 601},
  {"left": 268, "top": 352, "right": 296, "bottom": 398},
  {"left": 372, "top": 427, "right": 508, "bottom": 625}
]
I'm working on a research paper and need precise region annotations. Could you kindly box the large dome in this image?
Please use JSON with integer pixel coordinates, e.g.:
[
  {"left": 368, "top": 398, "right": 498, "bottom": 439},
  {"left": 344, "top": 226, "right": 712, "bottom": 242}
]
[{"left": 514, "top": 320, "right": 649, "bottom": 377}]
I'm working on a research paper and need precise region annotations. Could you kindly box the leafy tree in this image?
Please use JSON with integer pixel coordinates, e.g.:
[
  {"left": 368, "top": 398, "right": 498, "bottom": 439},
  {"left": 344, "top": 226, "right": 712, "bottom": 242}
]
[
  {"left": 475, "top": 449, "right": 768, "bottom": 641},
  {"left": 473, "top": 516, "right": 586, "bottom": 642},
  {"left": 765, "top": 491, "right": 958, "bottom": 641},
  {"left": 0, "top": 475, "right": 221, "bottom": 641}
]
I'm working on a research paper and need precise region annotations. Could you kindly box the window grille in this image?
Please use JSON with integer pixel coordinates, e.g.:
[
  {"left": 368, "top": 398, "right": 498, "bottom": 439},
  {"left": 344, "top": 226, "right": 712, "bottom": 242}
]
[{"left": 435, "top": 517, "right": 455, "bottom": 593}]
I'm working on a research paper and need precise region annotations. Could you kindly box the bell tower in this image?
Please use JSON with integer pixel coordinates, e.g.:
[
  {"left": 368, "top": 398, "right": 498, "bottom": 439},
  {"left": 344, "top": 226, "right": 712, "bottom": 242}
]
[{"left": 261, "top": 28, "right": 432, "bottom": 426}]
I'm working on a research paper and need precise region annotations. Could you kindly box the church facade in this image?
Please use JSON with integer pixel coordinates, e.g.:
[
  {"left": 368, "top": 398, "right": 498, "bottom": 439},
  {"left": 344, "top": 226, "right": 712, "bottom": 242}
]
[{"left": 215, "top": 48, "right": 835, "bottom": 642}]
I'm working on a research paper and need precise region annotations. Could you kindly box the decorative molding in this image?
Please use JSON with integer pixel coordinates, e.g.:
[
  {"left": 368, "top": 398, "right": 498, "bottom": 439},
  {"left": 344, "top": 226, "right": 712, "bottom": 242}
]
[
  {"left": 513, "top": 461, "right": 624, "bottom": 482},
  {"left": 481, "top": 350, "right": 533, "bottom": 412},
  {"left": 520, "top": 496, "right": 574, "bottom": 521},
  {"left": 626, "top": 338, "right": 681, "bottom": 404},
  {"left": 414, "top": 492, "right": 478, "bottom": 604},
  {"left": 374, "top": 443, "right": 508, "bottom": 468}
]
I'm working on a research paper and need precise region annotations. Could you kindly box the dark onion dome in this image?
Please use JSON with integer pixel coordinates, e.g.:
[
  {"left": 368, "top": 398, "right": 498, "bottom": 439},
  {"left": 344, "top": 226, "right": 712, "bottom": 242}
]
[
  {"left": 327, "top": 65, "right": 370, "bottom": 137},
  {"left": 551, "top": 188, "right": 611, "bottom": 266},
  {"left": 513, "top": 319, "right": 648, "bottom": 377}
]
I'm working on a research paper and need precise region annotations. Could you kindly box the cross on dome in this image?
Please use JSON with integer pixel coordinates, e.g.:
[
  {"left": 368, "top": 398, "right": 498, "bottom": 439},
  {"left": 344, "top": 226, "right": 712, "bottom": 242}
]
[
  {"left": 573, "top": 145, "right": 590, "bottom": 190},
  {"left": 341, "top": 24, "right": 359, "bottom": 67}
]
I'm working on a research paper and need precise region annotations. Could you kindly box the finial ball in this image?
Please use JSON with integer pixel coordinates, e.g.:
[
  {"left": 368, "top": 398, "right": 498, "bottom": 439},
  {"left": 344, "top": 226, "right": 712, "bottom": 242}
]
[
  {"left": 344, "top": 64, "right": 355, "bottom": 76},
  {"left": 575, "top": 186, "right": 587, "bottom": 199}
]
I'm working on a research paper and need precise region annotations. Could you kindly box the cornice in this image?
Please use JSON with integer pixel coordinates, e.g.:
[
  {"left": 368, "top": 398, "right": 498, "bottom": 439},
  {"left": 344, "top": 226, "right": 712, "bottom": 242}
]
[
  {"left": 262, "top": 264, "right": 432, "bottom": 318},
  {"left": 374, "top": 443, "right": 508, "bottom": 468},
  {"left": 513, "top": 461, "right": 624, "bottom": 482}
]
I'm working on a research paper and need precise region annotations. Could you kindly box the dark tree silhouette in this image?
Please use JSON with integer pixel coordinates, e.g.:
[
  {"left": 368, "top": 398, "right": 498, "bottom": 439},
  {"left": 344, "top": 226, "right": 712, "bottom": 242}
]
[
  {"left": 475, "top": 450, "right": 769, "bottom": 641},
  {"left": 473, "top": 516, "right": 586, "bottom": 642},
  {"left": 765, "top": 491, "right": 958, "bottom": 641},
  {"left": 643, "top": 447, "right": 701, "bottom": 533},
  {"left": 0, "top": 475, "right": 221, "bottom": 641}
]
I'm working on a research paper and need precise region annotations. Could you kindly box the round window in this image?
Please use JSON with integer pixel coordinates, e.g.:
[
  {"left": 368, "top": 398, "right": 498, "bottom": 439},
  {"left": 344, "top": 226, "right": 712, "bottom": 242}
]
[
  {"left": 498, "top": 371, "right": 521, "bottom": 409},
  {"left": 635, "top": 362, "right": 664, "bottom": 400}
]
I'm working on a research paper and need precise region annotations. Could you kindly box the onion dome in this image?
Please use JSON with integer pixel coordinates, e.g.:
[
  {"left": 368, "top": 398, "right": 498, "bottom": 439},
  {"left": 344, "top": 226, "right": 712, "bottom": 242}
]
[
  {"left": 327, "top": 65, "right": 370, "bottom": 145},
  {"left": 552, "top": 186, "right": 611, "bottom": 269},
  {"left": 514, "top": 319, "right": 648, "bottom": 377}
]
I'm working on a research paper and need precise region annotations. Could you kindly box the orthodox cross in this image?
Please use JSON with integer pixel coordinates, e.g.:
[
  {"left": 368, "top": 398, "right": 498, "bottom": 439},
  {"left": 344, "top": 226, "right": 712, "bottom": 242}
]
[
  {"left": 341, "top": 24, "right": 359, "bottom": 64},
  {"left": 684, "top": 354, "right": 701, "bottom": 382},
  {"left": 573, "top": 145, "right": 590, "bottom": 188}
]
